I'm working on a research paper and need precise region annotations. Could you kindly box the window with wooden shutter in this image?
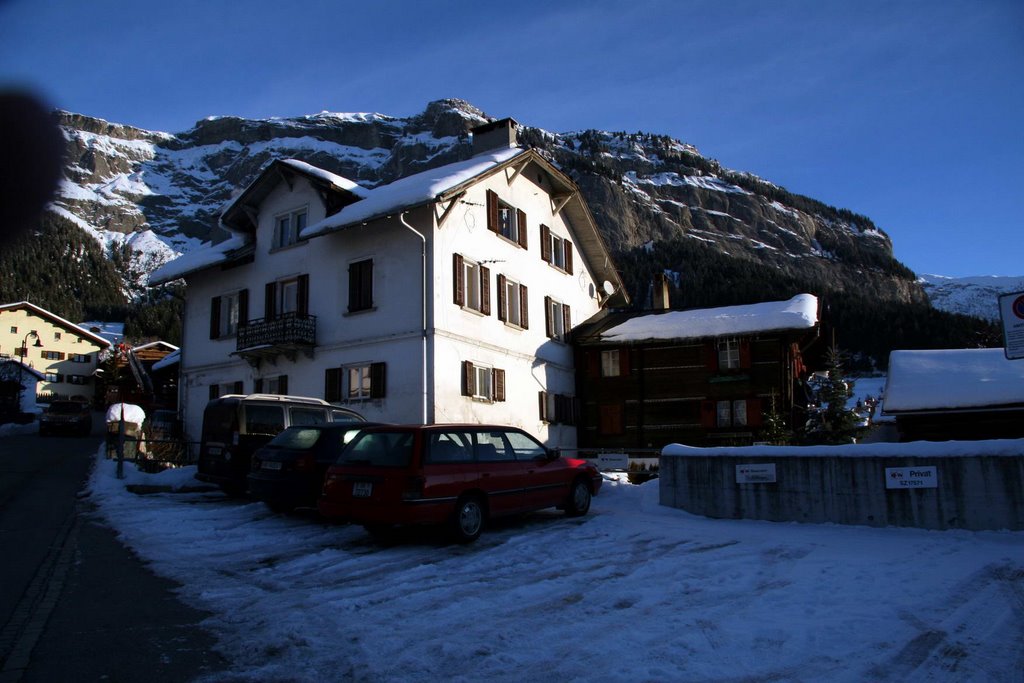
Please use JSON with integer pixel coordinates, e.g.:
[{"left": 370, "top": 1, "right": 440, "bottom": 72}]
[
  {"left": 480, "top": 266, "right": 491, "bottom": 316},
  {"left": 453, "top": 254, "right": 465, "bottom": 307},
  {"left": 516, "top": 209, "right": 528, "bottom": 249},
  {"left": 348, "top": 259, "right": 373, "bottom": 312},
  {"left": 265, "top": 282, "right": 277, "bottom": 320},
  {"left": 486, "top": 190, "right": 499, "bottom": 235},
  {"left": 210, "top": 296, "right": 221, "bottom": 339},
  {"left": 564, "top": 242, "right": 573, "bottom": 274},
  {"left": 297, "top": 274, "right": 309, "bottom": 317},
  {"left": 325, "top": 368, "right": 341, "bottom": 402},
  {"left": 370, "top": 362, "right": 386, "bottom": 399},
  {"left": 700, "top": 400, "right": 716, "bottom": 428},
  {"left": 462, "top": 360, "right": 476, "bottom": 397},
  {"left": 540, "top": 225, "right": 551, "bottom": 263},
  {"left": 747, "top": 398, "right": 763, "bottom": 427},
  {"left": 538, "top": 391, "right": 549, "bottom": 422},
  {"left": 493, "top": 368, "right": 505, "bottom": 402}
]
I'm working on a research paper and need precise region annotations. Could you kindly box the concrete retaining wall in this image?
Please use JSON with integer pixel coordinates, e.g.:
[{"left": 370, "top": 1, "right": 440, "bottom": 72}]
[{"left": 659, "top": 441, "right": 1024, "bottom": 531}]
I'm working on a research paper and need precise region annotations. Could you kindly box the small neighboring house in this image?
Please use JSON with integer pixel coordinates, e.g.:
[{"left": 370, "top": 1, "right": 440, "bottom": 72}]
[
  {"left": 0, "top": 357, "right": 45, "bottom": 418},
  {"left": 0, "top": 301, "right": 111, "bottom": 401},
  {"left": 106, "top": 340, "right": 180, "bottom": 409},
  {"left": 573, "top": 292, "right": 820, "bottom": 450},
  {"left": 882, "top": 348, "right": 1024, "bottom": 441},
  {"left": 150, "top": 118, "right": 627, "bottom": 449}
]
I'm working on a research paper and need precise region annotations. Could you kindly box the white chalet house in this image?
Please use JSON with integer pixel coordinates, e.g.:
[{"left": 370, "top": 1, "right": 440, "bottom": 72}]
[{"left": 151, "top": 119, "right": 627, "bottom": 450}]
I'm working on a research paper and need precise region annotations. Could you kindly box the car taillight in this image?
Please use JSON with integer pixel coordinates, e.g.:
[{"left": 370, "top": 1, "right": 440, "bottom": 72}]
[
  {"left": 402, "top": 476, "right": 425, "bottom": 501},
  {"left": 294, "top": 454, "right": 315, "bottom": 472}
]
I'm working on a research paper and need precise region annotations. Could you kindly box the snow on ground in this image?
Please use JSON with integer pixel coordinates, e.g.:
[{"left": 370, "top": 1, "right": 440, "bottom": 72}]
[{"left": 86, "top": 450, "right": 1022, "bottom": 682}]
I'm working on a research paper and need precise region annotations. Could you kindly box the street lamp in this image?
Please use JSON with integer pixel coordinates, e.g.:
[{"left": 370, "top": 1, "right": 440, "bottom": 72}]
[{"left": 18, "top": 330, "right": 43, "bottom": 412}]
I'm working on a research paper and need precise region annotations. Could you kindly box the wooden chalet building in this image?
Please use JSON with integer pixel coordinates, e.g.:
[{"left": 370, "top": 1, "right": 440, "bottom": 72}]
[{"left": 573, "top": 293, "right": 820, "bottom": 450}]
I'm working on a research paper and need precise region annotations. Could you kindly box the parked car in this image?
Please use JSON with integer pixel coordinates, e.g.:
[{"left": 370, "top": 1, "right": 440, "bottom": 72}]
[
  {"left": 248, "top": 422, "right": 381, "bottom": 512},
  {"left": 197, "top": 394, "right": 364, "bottom": 494},
  {"left": 318, "top": 424, "right": 602, "bottom": 543},
  {"left": 39, "top": 399, "right": 92, "bottom": 437}
]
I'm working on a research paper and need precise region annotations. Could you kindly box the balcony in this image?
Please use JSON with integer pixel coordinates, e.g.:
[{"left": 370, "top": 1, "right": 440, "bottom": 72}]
[{"left": 233, "top": 313, "right": 316, "bottom": 366}]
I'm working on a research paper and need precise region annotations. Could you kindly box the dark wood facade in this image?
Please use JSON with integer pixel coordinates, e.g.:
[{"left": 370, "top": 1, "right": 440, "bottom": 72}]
[{"left": 574, "top": 321, "right": 818, "bottom": 451}]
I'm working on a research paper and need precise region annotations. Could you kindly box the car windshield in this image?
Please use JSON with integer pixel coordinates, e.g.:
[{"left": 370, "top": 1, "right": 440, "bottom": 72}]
[
  {"left": 266, "top": 427, "right": 323, "bottom": 450},
  {"left": 339, "top": 431, "right": 414, "bottom": 467},
  {"left": 48, "top": 402, "right": 84, "bottom": 414}
]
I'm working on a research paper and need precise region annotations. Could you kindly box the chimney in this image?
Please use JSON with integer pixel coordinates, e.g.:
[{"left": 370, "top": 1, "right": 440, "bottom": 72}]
[
  {"left": 652, "top": 273, "right": 671, "bottom": 310},
  {"left": 471, "top": 117, "right": 519, "bottom": 155}
]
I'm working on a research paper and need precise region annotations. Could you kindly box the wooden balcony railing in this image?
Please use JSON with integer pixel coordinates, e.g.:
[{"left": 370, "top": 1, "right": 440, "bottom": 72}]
[{"left": 235, "top": 313, "right": 316, "bottom": 364}]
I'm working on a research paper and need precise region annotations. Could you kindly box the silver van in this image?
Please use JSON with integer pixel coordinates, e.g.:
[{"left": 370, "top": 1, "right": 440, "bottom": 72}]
[{"left": 196, "top": 393, "right": 363, "bottom": 494}]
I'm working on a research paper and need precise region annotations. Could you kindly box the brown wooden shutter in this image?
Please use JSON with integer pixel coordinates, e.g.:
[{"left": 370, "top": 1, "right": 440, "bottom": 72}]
[
  {"left": 480, "top": 265, "right": 491, "bottom": 316},
  {"left": 453, "top": 254, "right": 465, "bottom": 306},
  {"left": 370, "top": 362, "right": 386, "bottom": 399},
  {"left": 238, "top": 289, "right": 249, "bottom": 328},
  {"left": 516, "top": 209, "right": 528, "bottom": 249},
  {"left": 278, "top": 375, "right": 288, "bottom": 395},
  {"left": 598, "top": 404, "right": 624, "bottom": 435},
  {"left": 297, "top": 274, "right": 309, "bottom": 316},
  {"left": 493, "top": 368, "right": 505, "bottom": 402},
  {"left": 519, "top": 284, "right": 529, "bottom": 329},
  {"left": 254, "top": 378, "right": 263, "bottom": 393},
  {"left": 544, "top": 296, "right": 553, "bottom": 338},
  {"left": 740, "top": 339, "right": 752, "bottom": 368},
  {"left": 619, "top": 348, "right": 631, "bottom": 376},
  {"left": 700, "top": 400, "right": 716, "bottom": 428},
  {"left": 486, "top": 190, "right": 499, "bottom": 234},
  {"left": 496, "top": 274, "right": 507, "bottom": 322},
  {"left": 562, "top": 304, "right": 572, "bottom": 339},
  {"left": 538, "top": 391, "right": 549, "bottom": 422},
  {"left": 705, "top": 342, "right": 718, "bottom": 372},
  {"left": 540, "top": 224, "right": 551, "bottom": 263},
  {"left": 565, "top": 242, "right": 573, "bottom": 275},
  {"left": 265, "top": 282, "right": 277, "bottom": 320},
  {"left": 462, "top": 361, "right": 475, "bottom": 397},
  {"left": 747, "top": 398, "right": 763, "bottom": 428},
  {"left": 210, "top": 296, "right": 221, "bottom": 339},
  {"left": 209, "top": 385, "right": 219, "bottom": 401},
  {"left": 587, "top": 350, "right": 601, "bottom": 378},
  {"left": 325, "top": 368, "right": 341, "bottom": 402}
]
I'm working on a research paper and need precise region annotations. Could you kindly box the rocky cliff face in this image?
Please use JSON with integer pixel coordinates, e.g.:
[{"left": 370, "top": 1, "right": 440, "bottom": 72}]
[{"left": 49, "top": 98, "right": 925, "bottom": 307}]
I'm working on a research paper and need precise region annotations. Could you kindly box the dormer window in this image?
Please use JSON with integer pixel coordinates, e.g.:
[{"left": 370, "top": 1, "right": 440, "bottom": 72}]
[
  {"left": 486, "top": 190, "right": 528, "bottom": 249},
  {"left": 274, "top": 209, "right": 307, "bottom": 249}
]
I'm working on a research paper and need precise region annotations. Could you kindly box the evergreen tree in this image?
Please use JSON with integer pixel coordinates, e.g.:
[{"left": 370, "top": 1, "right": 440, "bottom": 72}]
[
  {"left": 801, "top": 345, "right": 863, "bottom": 444},
  {"left": 760, "top": 390, "right": 792, "bottom": 445}
]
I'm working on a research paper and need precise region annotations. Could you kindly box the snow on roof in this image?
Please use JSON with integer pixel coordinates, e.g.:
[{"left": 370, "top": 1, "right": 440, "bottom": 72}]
[
  {"left": 600, "top": 294, "right": 818, "bottom": 342},
  {"left": 0, "top": 301, "right": 112, "bottom": 348},
  {"left": 883, "top": 348, "right": 1024, "bottom": 413},
  {"left": 149, "top": 233, "right": 247, "bottom": 285},
  {"left": 151, "top": 348, "right": 179, "bottom": 371},
  {"left": 303, "top": 147, "right": 527, "bottom": 239},
  {"left": 278, "top": 158, "right": 370, "bottom": 198}
]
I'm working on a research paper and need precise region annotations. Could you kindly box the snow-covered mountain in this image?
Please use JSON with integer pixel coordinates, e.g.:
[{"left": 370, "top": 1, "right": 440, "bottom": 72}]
[
  {"left": 919, "top": 274, "right": 1024, "bottom": 321},
  {"left": 50, "top": 98, "right": 922, "bottom": 306}
]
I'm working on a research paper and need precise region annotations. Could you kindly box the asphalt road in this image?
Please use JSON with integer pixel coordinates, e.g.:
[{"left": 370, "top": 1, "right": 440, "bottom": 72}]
[{"left": 0, "top": 415, "right": 227, "bottom": 682}]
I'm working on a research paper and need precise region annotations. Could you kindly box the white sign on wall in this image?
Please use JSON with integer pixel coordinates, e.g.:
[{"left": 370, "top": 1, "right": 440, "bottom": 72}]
[
  {"left": 596, "top": 453, "right": 630, "bottom": 471},
  {"left": 999, "top": 291, "right": 1024, "bottom": 360},
  {"left": 885, "top": 466, "right": 938, "bottom": 489},
  {"left": 736, "top": 463, "right": 776, "bottom": 484}
]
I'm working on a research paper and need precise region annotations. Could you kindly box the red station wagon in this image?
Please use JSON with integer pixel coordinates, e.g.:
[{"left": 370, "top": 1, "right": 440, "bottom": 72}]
[{"left": 319, "top": 425, "right": 602, "bottom": 543}]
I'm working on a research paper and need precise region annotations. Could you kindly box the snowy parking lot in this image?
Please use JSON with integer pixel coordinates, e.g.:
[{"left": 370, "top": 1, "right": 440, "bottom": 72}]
[{"left": 89, "top": 449, "right": 1022, "bottom": 682}]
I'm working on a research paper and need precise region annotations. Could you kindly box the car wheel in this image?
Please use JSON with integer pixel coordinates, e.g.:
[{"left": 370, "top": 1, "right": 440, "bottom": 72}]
[
  {"left": 565, "top": 478, "right": 592, "bottom": 517},
  {"left": 450, "top": 494, "right": 485, "bottom": 543}
]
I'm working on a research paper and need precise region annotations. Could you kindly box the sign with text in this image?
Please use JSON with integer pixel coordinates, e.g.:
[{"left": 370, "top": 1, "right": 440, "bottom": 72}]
[
  {"left": 736, "top": 463, "right": 776, "bottom": 484},
  {"left": 596, "top": 453, "right": 630, "bottom": 471},
  {"left": 999, "top": 290, "right": 1024, "bottom": 360},
  {"left": 885, "top": 466, "right": 938, "bottom": 489}
]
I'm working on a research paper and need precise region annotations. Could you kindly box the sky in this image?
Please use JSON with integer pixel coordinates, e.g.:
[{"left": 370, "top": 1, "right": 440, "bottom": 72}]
[
  {"left": 0, "top": 0, "right": 1021, "bottom": 277},
  {"left": 30, "top": 436, "right": 1013, "bottom": 681}
]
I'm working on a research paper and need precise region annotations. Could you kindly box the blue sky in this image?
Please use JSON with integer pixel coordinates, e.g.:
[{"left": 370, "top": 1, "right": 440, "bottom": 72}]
[{"left": 1, "top": 0, "right": 1021, "bottom": 277}]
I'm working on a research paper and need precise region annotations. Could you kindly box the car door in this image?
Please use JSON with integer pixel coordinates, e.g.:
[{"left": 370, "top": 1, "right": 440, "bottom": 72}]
[
  {"left": 470, "top": 429, "right": 527, "bottom": 516},
  {"left": 507, "top": 429, "right": 569, "bottom": 510}
]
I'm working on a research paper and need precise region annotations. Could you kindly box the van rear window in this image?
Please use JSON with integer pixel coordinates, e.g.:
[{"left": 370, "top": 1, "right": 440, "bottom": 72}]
[
  {"left": 341, "top": 432, "right": 414, "bottom": 467},
  {"left": 202, "top": 403, "right": 238, "bottom": 439},
  {"left": 245, "top": 405, "right": 285, "bottom": 436},
  {"left": 291, "top": 407, "right": 328, "bottom": 426}
]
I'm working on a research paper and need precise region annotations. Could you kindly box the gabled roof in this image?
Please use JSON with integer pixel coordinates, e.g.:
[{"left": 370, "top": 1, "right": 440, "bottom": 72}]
[
  {"left": 0, "top": 301, "right": 112, "bottom": 348},
  {"left": 0, "top": 357, "right": 46, "bottom": 381},
  {"left": 883, "top": 348, "right": 1024, "bottom": 414},
  {"left": 151, "top": 148, "right": 629, "bottom": 305},
  {"left": 575, "top": 295, "right": 820, "bottom": 345},
  {"left": 220, "top": 158, "right": 368, "bottom": 234}
]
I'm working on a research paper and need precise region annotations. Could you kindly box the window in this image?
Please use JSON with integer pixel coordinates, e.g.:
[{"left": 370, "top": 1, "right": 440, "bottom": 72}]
[
  {"left": 54, "top": 332, "right": 61, "bottom": 341},
  {"left": 718, "top": 339, "right": 740, "bottom": 370},
  {"left": 209, "top": 290, "right": 248, "bottom": 339},
  {"left": 208, "top": 381, "right": 244, "bottom": 400},
  {"left": 348, "top": 259, "right": 373, "bottom": 313},
  {"left": 245, "top": 405, "right": 286, "bottom": 436},
  {"left": 324, "top": 363, "right": 386, "bottom": 402},
  {"left": 453, "top": 254, "right": 490, "bottom": 315},
  {"left": 67, "top": 375, "right": 88, "bottom": 385},
  {"left": 264, "top": 276, "right": 308, "bottom": 320},
  {"left": 274, "top": 208, "right": 307, "bottom": 248},
  {"left": 538, "top": 391, "right": 577, "bottom": 425},
  {"left": 601, "top": 350, "right": 620, "bottom": 377},
  {"left": 497, "top": 275, "right": 528, "bottom": 328},
  {"left": 461, "top": 361, "right": 505, "bottom": 403},
  {"left": 9, "top": 326, "right": 16, "bottom": 334},
  {"left": 540, "top": 225, "right": 574, "bottom": 274},
  {"left": 255, "top": 375, "right": 288, "bottom": 395},
  {"left": 544, "top": 296, "right": 571, "bottom": 342},
  {"left": 42, "top": 351, "right": 65, "bottom": 361},
  {"left": 44, "top": 372, "right": 62, "bottom": 382},
  {"left": 71, "top": 353, "right": 91, "bottom": 363},
  {"left": 716, "top": 400, "right": 748, "bottom": 427},
  {"left": 486, "top": 190, "right": 528, "bottom": 248}
]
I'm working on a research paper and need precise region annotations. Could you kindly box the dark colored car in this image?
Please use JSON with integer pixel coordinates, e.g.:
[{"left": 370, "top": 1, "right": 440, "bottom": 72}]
[
  {"left": 248, "top": 422, "right": 380, "bottom": 512},
  {"left": 39, "top": 400, "right": 92, "bottom": 437},
  {"left": 196, "top": 393, "right": 364, "bottom": 494},
  {"left": 318, "top": 424, "right": 602, "bottom": 543}
]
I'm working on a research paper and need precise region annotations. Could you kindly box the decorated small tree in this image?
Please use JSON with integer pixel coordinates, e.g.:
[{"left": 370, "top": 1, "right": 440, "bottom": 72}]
[
  {"left": 759, "top": 390, "right": 792, "bottom": 445},
  {"left": 803, "top": 344, "right": 863, "bottom": 445}
]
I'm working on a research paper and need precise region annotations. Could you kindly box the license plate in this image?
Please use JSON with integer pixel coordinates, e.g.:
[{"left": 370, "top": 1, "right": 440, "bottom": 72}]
[
  {"left": 262, "top": 461, "right": 282, "bottom": 471},
  {"left": 352, "top": 481, "right": 372, "bottom": 497}
]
